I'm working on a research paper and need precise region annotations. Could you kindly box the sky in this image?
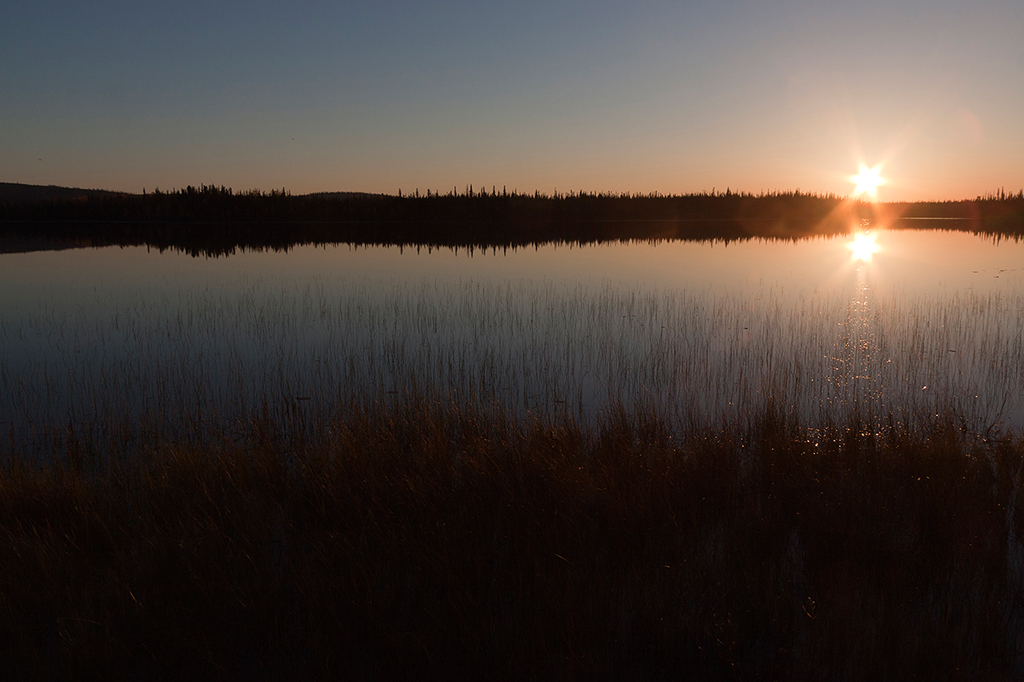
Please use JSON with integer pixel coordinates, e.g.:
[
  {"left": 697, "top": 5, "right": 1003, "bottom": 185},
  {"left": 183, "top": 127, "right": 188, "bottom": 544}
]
[{"left": 2, "top": 0, "right": 1022, "bottom": 201}]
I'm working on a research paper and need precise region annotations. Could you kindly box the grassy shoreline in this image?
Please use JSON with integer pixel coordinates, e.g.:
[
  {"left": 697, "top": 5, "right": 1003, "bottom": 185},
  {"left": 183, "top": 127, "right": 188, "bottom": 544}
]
[
  {"left": 3, "top": 399, "right": 1023, "bottom": 679},
  {"left": 3, "top": 191, "right": 1023, "bottom": 677}
]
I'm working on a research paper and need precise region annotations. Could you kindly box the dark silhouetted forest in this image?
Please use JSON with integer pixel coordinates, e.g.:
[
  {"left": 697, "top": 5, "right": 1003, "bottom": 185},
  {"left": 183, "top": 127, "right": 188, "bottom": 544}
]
[{"left": 2, "top": 183, "right": 1021, "bottom": 255}]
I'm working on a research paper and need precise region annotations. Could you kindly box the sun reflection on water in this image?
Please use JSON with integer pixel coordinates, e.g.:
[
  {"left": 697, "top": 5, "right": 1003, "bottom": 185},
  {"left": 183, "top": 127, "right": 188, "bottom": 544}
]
[{"left": 847, "top": 231, "right": 880, "bottom": 262}]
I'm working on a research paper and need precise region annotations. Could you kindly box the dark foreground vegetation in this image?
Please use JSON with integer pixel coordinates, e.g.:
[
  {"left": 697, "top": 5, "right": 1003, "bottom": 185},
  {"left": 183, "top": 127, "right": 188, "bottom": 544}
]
[{"left": 3, "top": 399, "right": 1024, "bottom": 680}]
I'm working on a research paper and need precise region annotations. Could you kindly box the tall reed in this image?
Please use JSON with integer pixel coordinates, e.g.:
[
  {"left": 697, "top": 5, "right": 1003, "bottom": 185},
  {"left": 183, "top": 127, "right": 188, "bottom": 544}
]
[
  {"left": 3, "top": 271, "right": 1021, "bottom": 458},
  {"left": 3, "top": 241, "right": 1023, "bottom": 677},
  {"left": 2, "top": 397, "right": 1023, "bottom": 679}
]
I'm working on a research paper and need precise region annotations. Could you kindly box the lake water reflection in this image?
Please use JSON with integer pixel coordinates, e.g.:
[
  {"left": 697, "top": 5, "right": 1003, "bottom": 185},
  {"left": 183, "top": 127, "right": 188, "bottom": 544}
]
[{"left": 1, "top": 228, "right": 1022, "bottom": 454}]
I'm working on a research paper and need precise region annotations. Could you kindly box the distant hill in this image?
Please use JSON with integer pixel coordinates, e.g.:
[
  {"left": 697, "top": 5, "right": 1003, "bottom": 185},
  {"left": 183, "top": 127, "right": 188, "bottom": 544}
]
[
  {"left": 0, "top": 182, "right": 135, "bottom": 204},
  {"left": 0, "top": 183, "right": 387, "bottom": 205}
]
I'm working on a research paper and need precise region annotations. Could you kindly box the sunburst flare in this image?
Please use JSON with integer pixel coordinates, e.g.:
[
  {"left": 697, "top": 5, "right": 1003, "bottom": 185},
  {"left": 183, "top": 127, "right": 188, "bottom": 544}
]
[{"left": 850, "top": 164, "right": 886, "bottom": 199}]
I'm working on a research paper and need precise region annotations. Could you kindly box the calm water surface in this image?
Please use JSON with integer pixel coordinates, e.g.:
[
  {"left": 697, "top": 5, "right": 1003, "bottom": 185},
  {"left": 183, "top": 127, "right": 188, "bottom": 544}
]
[{"left": 2, "top": 228, "right": 1022, "bottom": 453}]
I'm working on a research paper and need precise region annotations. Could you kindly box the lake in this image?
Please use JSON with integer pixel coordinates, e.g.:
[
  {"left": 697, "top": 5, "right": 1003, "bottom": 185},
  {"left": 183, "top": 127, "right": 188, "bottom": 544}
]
[{"left": 1, "top": 226, "right": 1022, "bottom": 456}]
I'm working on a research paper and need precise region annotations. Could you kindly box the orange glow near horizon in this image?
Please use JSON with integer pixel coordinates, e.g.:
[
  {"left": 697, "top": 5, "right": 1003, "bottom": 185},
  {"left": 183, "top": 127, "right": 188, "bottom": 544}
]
[{"left": 850, "top": 164, "right": 887, "bottom": 199}]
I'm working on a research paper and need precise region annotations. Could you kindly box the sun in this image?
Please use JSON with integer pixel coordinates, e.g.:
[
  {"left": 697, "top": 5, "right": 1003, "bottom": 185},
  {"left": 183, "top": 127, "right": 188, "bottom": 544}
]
[
  {"left": 850, "top": 164, "right": 886, "bottom": 199},
  {"left": 847, "top": 231, "right": 880, "bottom": 261}
]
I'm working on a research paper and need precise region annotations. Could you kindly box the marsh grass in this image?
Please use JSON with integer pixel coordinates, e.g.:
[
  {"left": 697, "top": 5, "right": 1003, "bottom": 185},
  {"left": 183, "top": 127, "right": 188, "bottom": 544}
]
[
  {"left": 3, "top": 253, "right": 1024, "bottom": 678},
  {"left": 2, "top": 398, "right": 1024, "bottom": 679},
  {"left": 3, "top": 272, "right": 1022, "bottom": 457}
]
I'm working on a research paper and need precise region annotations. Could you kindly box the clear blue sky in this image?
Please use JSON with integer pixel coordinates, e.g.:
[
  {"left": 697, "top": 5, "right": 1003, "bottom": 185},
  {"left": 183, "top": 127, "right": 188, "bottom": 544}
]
[{"left": 3, "top": 0, "right": 1022, "bottom": 200}]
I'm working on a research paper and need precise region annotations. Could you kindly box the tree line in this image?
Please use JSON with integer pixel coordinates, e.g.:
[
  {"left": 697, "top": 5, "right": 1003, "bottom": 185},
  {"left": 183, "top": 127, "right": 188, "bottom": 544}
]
[{"left": 1, "top": 183, "right": 1021, "bottom": 256}]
